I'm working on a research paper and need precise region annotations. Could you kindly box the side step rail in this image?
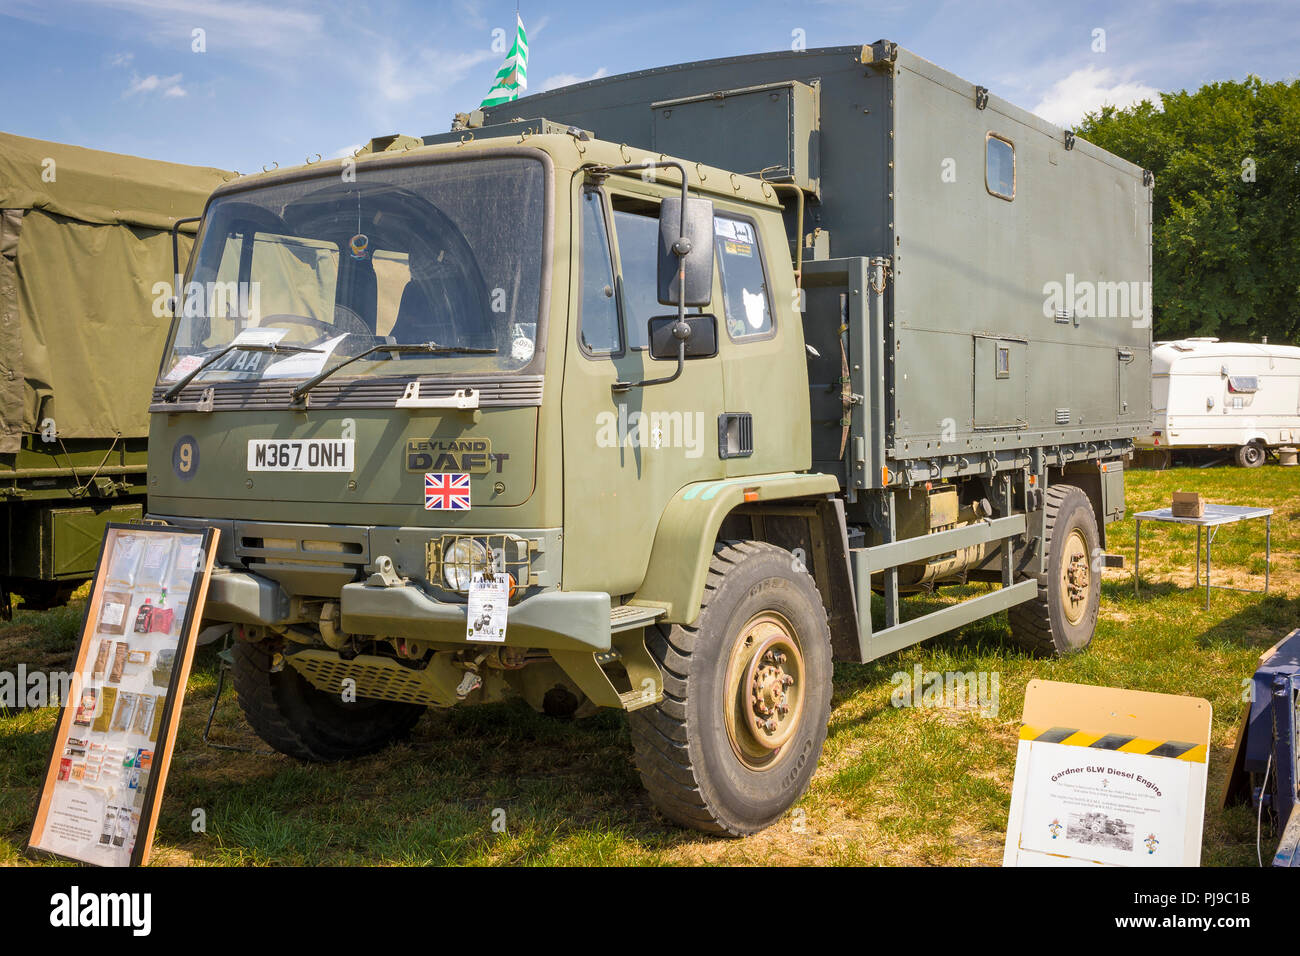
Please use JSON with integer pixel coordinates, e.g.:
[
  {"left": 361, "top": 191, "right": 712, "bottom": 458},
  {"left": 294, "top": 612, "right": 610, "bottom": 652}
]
[{"left": 850, "top": 513, "right": 1035, "bottom": 662}]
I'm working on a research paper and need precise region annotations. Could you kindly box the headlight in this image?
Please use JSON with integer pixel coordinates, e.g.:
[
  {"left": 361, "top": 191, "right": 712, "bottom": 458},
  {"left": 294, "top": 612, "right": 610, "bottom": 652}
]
[
  {"left": 443, "top": 537, "right": 489, "bottom": 590},
  {"left": 430, "top": 533, "right": 534, "bottom": 593}
]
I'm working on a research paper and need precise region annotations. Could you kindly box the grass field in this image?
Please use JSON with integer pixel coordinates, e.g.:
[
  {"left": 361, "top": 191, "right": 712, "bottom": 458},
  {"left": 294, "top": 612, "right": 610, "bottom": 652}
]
[{"left": 2, "top": 465, "right": 1296, "bottom": 866}]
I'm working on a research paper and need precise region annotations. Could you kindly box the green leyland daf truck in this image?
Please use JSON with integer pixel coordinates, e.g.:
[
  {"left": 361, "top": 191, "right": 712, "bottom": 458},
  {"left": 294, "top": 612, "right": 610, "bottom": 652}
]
[
  {"left": 0, "top": 133, "right": 229, "bottom": 616},
  {"left": 147, "top": 43, "right": 1152, "bottom": 835}
]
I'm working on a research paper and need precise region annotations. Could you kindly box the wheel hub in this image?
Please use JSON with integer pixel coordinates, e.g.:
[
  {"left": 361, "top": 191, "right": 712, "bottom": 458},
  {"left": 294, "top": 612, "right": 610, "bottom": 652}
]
[
  {"left": 725, "top": 613, "right": 805, "bottom": 769},
  {"left": 1059, "top": 528, "right": 1092, "bottom": 625}
]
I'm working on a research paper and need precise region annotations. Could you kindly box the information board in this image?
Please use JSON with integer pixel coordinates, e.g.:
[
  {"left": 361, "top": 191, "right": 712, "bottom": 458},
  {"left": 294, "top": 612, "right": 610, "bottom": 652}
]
[
  {"left": 29, "top": 523, "right": 218, "bottom": 866},
  {"left": 1003, "top": 679, "right": 1211, "bottom": 867}
]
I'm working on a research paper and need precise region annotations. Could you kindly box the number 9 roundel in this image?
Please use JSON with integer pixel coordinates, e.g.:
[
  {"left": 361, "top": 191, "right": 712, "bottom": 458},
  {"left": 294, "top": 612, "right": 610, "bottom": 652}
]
[{"left": 172, "top": 435, "right": 199, "bottom": 480}]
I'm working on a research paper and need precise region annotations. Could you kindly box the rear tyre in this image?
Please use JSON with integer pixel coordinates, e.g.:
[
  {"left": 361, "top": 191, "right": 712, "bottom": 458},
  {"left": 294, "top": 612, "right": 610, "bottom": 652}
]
[
  {"left": 1009, "top": 484, "right": 1101, "bottom": 656},
  {"left": 629, "top": 541, "right": 833, "bottom": 836},
  {"left": 1235, "top": 442, "right": 1265, "bottom": 468},
  {"left": 231, "top": 641, "right": 425, "bottom": 761}
]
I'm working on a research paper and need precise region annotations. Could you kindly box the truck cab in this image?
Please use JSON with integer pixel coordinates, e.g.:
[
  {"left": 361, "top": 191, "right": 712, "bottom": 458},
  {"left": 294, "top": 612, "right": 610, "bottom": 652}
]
[{"left": 149, "top": 134, "right": 830, "bottom": 822}]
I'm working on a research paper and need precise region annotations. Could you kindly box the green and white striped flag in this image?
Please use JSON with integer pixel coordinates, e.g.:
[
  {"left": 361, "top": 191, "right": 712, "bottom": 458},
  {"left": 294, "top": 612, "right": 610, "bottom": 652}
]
[{"left": 480, "top": 14, "right": 528, "bottom": 107}]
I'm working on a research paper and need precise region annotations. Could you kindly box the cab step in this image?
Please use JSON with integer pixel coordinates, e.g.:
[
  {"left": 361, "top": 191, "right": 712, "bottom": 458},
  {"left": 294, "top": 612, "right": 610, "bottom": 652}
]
[{"left": 610, "top": 603, "right": 664, "bottom": 633}]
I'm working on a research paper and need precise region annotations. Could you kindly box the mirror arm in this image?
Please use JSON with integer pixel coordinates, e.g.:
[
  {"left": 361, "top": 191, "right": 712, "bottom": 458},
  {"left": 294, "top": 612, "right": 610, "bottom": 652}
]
[
  {"left": 605, "top": 160, "right": 693, "bottom": 394},
  {"left": 169, "top": 216, "right": 203, "bottom": 318},
  {"left": 613, "top": 340, "right": 684, "bottom": 393}
]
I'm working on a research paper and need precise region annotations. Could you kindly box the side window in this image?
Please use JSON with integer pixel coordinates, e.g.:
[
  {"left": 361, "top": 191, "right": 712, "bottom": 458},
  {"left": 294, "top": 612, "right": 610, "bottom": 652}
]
[
  {"left": 612, "top": 208, "right": 666, "bottom": 350},
  {"left": 715, "top": 214, "right": 772, "bottom": 340},
  {"left": 986, "top": 134, "right": 1015, "bottom": 201},
  {"left": 579, "top": 190, "right": 620, "bottom": 354}
]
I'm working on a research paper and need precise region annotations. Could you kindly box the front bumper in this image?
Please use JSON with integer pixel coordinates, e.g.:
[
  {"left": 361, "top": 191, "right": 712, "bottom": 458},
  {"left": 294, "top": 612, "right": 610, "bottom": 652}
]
[{"left": 205, "top": 566, "right": 613, "bottom": 652}]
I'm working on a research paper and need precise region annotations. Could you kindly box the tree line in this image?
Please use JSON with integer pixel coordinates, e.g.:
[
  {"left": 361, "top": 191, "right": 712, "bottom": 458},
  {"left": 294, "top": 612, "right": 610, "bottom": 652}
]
[{"left": 1076, "top": 77, "right": 1299, "bottom": 345}]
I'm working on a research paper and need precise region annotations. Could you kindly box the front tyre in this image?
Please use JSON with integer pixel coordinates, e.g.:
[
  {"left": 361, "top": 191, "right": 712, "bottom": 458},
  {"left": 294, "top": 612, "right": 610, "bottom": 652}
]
[
  {"left": 629, "top": 541, "right": 833, "bottom": 836},
  {"left": 231, "top": 641, "right": 425, "bottom": 762}
]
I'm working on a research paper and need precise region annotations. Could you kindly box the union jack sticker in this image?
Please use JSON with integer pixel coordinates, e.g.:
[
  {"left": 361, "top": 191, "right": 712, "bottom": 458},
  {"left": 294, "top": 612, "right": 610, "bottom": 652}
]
[{"left": 424, "top": 472, "right": 471, "bottom": 510}]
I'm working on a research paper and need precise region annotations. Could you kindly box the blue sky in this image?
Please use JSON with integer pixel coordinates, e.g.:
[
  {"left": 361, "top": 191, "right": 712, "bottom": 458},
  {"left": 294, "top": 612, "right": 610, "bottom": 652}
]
[{"left": 1, "top": 0, "right": 1296, "bottom": 173}]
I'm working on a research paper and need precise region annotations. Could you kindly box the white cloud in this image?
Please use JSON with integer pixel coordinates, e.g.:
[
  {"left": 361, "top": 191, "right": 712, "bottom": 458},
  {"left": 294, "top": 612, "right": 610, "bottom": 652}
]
[
  {"left": 108, "top": 51, "right": 134, "bottom": 67},
  {"left": 540, "top": 68, "right": 608, "bottom": 93},
  {"left": 1033, "top": 65, "right": 1160, "bottom": 127},
  {"left": 124, "top": 71, "right": 186, "bottom": 98},
  {"left": 78, "top": 0, "right": 322, "bottom": 53},
  {"left": 371, "top": 47, "right": 497, "bottom": 103},
  {"left": 331, "top": 143, "right": 363, "bottom": 159},
  {"left": 456, "top": 0, "right": 487, "bottom": 30}
]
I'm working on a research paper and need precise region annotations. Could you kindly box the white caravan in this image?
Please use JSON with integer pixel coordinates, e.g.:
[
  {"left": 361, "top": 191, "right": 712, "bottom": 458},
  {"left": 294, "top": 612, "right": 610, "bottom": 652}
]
[{"left": 1135, "top": 338, "right": 1300, "bottom": 467}]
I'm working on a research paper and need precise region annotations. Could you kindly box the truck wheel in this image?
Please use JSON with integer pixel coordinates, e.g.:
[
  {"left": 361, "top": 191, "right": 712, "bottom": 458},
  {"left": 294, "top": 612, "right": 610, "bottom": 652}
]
[
  {"left": 231, "top": 641, "right": 425, "bottom": 762},
  {"left": 629, "top": 541, "right": 833, "bottom": 836},
  {"left": 1235, "top": 442, "right": 1265, "bottom": 468},
  {"left": 1008, "top": 484, "right": 1100, "bottom": 656}
]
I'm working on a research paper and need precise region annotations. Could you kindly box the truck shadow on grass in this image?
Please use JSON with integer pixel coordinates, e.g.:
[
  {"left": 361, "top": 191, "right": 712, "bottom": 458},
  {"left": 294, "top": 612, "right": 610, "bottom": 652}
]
[{"left": 146, "top": 647, "right": 700, "bottom": 865}]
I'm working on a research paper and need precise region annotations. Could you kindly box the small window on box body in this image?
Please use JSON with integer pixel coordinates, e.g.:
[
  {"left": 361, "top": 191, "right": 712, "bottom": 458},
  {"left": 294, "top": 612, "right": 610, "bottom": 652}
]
[
  {"left": 996, "top": 345, "right": 1011, "bottom": 378},
  {"left": 986, "top": 134, "right": 1015, "bottom": 201}
]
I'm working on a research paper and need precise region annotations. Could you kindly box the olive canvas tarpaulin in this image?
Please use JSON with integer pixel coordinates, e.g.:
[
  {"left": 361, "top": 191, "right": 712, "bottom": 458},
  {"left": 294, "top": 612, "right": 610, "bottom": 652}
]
[
  {"left": 0, "top": 131, "right": 229, "bottom": 231},
  {"left": 0, "top": 132, "right": 230, "bottom": 453}
]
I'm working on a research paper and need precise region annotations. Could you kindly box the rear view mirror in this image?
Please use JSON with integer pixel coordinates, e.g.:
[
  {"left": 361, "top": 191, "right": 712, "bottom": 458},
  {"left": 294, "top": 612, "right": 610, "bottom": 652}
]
[
  {"left": 647, "top": 314, "right": 718, "bottom": 360},
  {"left": 657, "top": 197, "right": 715, "bottom": 307}
]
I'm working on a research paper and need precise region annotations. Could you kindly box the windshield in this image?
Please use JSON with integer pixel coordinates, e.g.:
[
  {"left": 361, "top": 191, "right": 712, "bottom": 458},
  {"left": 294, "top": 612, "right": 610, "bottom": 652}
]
[{"left": 159, "top": 154, "right": 547, "bottom": 386}]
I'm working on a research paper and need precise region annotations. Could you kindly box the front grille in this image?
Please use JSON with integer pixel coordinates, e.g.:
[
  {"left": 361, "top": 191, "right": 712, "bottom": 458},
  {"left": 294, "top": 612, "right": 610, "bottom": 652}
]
[
  {"left": 151, "top": 374, "right": 544, "bottom": 412},
  {"left": 289, "top": 650, "right": 451, "bottom": 706},
  {"left": 236, "top": 524, "right": 370, "bottom": 569}
]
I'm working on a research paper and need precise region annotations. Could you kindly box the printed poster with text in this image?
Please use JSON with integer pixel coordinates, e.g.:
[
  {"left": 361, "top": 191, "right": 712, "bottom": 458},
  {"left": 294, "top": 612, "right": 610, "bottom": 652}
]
[
  {"left": 1003, "top": 680, "right": 1211, "bottom": 867},
  {"left": 1017, "top": 741, "right": 1192, "bottom": 865}
]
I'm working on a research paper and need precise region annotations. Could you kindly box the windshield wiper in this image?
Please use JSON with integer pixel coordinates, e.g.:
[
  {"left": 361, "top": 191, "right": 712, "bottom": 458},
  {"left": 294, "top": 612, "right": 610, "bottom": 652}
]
[
  {"left": 290, "top": 341, "right": 498, "bottom": 403},
  {"left": 162, "top": 342, "right": 322, "bottom": 401}
]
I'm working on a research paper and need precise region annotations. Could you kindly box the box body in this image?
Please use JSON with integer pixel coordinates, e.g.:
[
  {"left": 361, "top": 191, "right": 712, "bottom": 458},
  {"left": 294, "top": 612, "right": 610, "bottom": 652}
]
[{"left": 483, "top": 43, "right": 1154, "bottom": 489}]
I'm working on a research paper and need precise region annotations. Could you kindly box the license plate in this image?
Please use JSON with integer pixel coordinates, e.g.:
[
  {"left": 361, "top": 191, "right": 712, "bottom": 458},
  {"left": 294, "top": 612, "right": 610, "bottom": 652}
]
[{"left": 246, "top": 439, "right": 354, "bottom": 472}]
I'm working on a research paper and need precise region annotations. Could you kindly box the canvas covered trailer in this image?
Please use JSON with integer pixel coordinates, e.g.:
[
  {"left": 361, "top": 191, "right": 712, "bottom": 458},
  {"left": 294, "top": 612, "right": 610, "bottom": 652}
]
[
  {"left": 1136, "top": 338, "right": 1300, "bottom": 467},
  {"left": 0, "top": 131, "right": 230, "bottom": 612},
  {"left": 458, "top": 41, "right": 1153, "bottom": 509}
]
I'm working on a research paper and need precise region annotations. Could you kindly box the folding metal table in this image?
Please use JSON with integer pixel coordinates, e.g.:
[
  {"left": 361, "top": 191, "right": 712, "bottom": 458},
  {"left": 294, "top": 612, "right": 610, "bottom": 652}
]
[{"left": 1133, "top": 504, "right": 1272, "bottom": 609}]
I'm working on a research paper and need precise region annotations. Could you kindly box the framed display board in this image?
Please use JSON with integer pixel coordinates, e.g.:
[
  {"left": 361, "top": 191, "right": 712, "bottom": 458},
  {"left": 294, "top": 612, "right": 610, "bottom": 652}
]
[
  {"left": 29, "top": 523, "right": 218, "bottom": 866},
  {"left": 1003, "top": 679, "right": 1211, "bottom": 867}
]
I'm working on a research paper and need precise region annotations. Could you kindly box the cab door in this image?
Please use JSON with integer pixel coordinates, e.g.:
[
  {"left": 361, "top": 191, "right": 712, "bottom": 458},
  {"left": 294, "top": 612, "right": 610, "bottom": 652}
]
[
  {"left": 560, "top": 180, "right": 725, "bottom": 597},
  {"left": 712, "top": 207, "right": 811, "bottom": 477}
]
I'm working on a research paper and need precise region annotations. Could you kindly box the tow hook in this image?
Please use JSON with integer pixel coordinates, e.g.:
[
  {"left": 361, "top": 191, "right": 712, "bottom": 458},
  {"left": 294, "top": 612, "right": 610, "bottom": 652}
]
[{"left": 455, "top": 671, "right": 483, "bottom": 699}]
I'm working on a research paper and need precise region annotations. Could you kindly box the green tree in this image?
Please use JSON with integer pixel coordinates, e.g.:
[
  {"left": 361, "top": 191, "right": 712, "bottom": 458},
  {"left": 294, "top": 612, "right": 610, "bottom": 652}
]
[{"left": 1076, "top": 77, "right": 1300, "bottom": 344}]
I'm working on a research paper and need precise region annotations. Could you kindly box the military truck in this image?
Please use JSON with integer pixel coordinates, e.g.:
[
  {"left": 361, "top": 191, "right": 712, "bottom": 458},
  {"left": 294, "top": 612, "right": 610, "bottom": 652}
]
[
  {"left": 0, "top": 132, "right": 230, "bottom": 616},
  {"left": 146, "top": 43, "right": 1151, "bottom": 835}
]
